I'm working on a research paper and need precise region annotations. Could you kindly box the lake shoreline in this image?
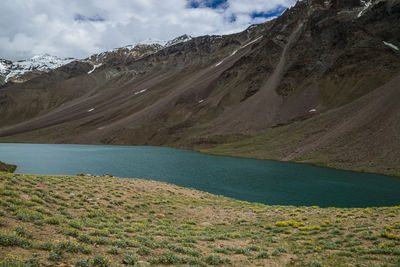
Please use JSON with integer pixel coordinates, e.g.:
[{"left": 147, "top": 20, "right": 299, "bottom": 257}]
[
  {"left": 1, "top": 140, "right": 398, "bottom": 178},
  {"left": 1, "top": 142, "right": 400, "bottom": 208},
  {"left": 195, "top": 147, "right": 400, "bottom": 179}
]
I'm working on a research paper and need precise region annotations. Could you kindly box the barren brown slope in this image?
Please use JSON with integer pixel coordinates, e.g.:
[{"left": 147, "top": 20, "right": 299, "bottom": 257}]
[
  {"left": 212, "top": 20, "right": 307, "bottom": 133},
  {"left": 203, "top": 71, "right": 400, "bottom": 177},
  {"left": 0, "top": 0, "right": 399, "bottom": 176},
  {"left": 0, "top": 25, "right": 265, "bottom": 142}
]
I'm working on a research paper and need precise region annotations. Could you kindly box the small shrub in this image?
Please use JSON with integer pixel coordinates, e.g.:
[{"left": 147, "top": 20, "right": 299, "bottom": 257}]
[
  {"left": 35, "top": 207, "right": 52, "bottom": 215},
  {"left": 256, "top": 251, "right": 269, "bottom": 259},
  {"left": 112, "top": 239, "right": 127, "bottom": 248},
  {"left": 49, "top": 246, "right": 64, "bottom": 262},
  {"left": 308, "top": 260, "right": 323, "bottom": 267},
  {"left": 272, "top": 246, "right": 287, "bottom": 256},
  {"left": 45, "top": 216, "right": 62, "bottom": 225},
  {"left": 177, "top": 237, "right": 197, "bottom": 244},
  {"left": 75, "top": 258, "right": 90, "bottom": 267},
  {"left": 149, "top": 252, "right": 181, "bottom": 264},
  {"left": 169, "top": 244, "right": 201, "bottom": 257},
  {"left": 15, "top": 208, "right": 43, "bottom": 222},
  {"left": 213, "top": 247, "right": 230, "bottom": 254},
  {"left": 90, "top": 254, "right": 110, "bottom": 266},
  {"left": 138, "top": 246, "right": 150, "bottom": 256},
  {"left": 37, "top": 240, "right": 53, "bottom": 251},
  {"left": 107, "top": 246, "right": 120, "bottom": 255},
  {"left": 67, "top": 220, "right": 83, "bottom": 229},
  {"left": 233, "top": 247, "right": 251, "bottom": 256},
  {"left": 337, "top": 251, "right": 352, "bottom": 257},
  {"left": 247, "top": 245, "right": 260, "bottom": 251},
  {"left": 31, "top": 197, "right": 44, "bottom": 204},
  {"left": 14, "top": 226, "right": 33, "bottom": 239},
  {"left": 182, "top": 257, "right": 206, "bottom": 266},
  {"left": 122, "top": 251, "right": 138, "bottom": 265},
  {"left": 57, "top": 240, "right": 91, "bottom": 254},
  {"left": 92, "top": 237, "right": 110, "bottom": 245},
  {"left": 78, "top": 234, "right": 92, "bottom": 244},
  {"left": 62, "top": 228, "right": 79, "bottom": 237},
  {"left": 0, "top": 230, "right": 32, "bottom": 248},
  {"left": 0, "top": 254, "right": 40, "bottom": 267},
  {"left": 90, "top": 229, "right": 110, "bottom": 237},
  {"left": 204, "top": 254, "right": 231, "bottom": 265}
]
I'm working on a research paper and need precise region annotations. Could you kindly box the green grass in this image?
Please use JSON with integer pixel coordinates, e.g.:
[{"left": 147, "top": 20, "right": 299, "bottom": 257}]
[{"left": 0, "top": 172, "right": 399, "bottom": 266}]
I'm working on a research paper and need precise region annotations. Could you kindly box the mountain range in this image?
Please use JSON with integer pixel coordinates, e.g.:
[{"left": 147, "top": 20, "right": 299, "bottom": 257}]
[
  {"left": 0, "top": 0, "right": 399, "bottom": 176},
  {"left": 0, "top": 35, "right": 193, "bottom": 85}
]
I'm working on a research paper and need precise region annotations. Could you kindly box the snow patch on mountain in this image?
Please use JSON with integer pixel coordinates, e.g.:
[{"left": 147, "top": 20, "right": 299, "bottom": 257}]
[
  {"left": 383, "top": 41, "right": 399, "bottom": 51},
  {"left": 0, "top": 59, "right": 13, "bottom": 76},
  {"left": 88, "top": 63, "right": 102, "bottom": 74},
  {"left": 242, "top": 36, "right": 263, "bottom": 48},
  {"left": 0, "top": 61, "right": 8, "bottom": 73},
  {"left": 357, "top": 0, "right": 372, "bottom": 17},
  {"left": 134, "top": 89, "right": 147, "bottom": 95},
  {"left": 214, "top": 36, "right": 262, "bottom": 68}
]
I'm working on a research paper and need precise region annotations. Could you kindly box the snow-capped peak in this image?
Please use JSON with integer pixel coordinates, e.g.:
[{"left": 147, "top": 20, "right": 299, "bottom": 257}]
[
  {"left": 17, "top": 53, "right": 74, "bottom": 68},
  {"left": 115, "top": 34, "right": 193, "bottom": 51},
  {"left": 88, "top": 34, "right": 193, "bottom": 65},
  {"left": 137, "top": 38, "right": 167, "bottom": 47},
  {"left": 130, "top": 35, "right": 193, "bottom": 48},
  {"left": 1, "top": 54, "right": 75, "bottom": 83},
  {"left": 165, "top": 34, "right": 192, "bottom": 47}
]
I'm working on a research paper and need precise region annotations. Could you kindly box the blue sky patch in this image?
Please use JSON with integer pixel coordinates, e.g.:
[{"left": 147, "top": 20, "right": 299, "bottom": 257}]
[
  {"left": 229, "top": 14, "right": 237, "bottom": 23},
  {"left": 187, "top": 0, "right": 228, "bottom": 9},
  {"left": 250, "top": 6, "right": 286, "bottom": 20},
  {"left": 187, "top": 1, "right": 288, "bottom": 23},
  {"left": 74, "top": 14, "right": 105, "bottom": 22}
]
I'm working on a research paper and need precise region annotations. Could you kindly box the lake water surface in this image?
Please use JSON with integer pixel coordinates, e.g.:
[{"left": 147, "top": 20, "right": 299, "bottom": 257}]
[{"left": 1, "top": 143, "right": 399, "bottom": 208}]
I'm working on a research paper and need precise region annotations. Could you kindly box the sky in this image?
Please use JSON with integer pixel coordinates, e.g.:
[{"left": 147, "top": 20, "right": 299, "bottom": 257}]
[{"left": 0, "top": 0, "right": 297, "bottom": 61}]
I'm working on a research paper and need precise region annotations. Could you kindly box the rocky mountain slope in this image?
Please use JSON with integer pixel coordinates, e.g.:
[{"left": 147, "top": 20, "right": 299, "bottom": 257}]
[
  {"left": 0, "top": 0, "right": 399, "bottom": 176},
  {"left": 85, "top": 35, "right": 192, "bottom": 70}
]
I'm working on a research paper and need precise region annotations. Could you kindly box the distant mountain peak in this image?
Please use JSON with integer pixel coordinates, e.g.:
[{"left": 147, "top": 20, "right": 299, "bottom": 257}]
[
  {"left": 165, "top": 34, "right": 193, "bottom": 47},
  {"left": 86, "top": 34, "right": 193, "bottom": 66},
  {"left": 110, "top": 34, "right": 193, "bottom": 52},
  {"left": 0, "top": 54, "right": 75, "bottom": 83}
]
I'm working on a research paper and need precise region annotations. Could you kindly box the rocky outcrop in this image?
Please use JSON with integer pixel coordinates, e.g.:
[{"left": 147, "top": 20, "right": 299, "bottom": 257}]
[{"left": 0, "top": 161, "right": 16, "bottom": 173}]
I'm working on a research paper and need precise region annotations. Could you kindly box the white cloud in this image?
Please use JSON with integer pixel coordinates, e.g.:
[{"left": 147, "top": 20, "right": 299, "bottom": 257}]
[{"left": 0, "top": 0, "right": 297, "bottom": 61}]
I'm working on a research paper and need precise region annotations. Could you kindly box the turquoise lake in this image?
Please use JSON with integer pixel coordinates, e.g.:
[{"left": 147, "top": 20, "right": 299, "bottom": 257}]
[{"left": 0, "top": 143, "right": 399, "bottom": 208}]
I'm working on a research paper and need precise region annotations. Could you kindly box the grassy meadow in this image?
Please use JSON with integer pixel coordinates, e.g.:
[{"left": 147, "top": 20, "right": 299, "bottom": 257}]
[{"left": 0, "top": 172, "right": 399, "bottom": 266}]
